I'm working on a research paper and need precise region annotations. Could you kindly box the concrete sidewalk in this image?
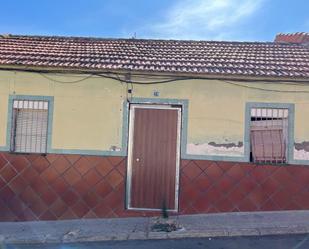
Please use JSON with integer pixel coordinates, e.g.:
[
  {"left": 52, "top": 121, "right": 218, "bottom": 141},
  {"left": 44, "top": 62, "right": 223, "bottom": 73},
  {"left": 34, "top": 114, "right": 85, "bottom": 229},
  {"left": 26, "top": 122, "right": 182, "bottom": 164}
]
[{"left": 0, "top": 210, "right": 309, "bottom": 244}]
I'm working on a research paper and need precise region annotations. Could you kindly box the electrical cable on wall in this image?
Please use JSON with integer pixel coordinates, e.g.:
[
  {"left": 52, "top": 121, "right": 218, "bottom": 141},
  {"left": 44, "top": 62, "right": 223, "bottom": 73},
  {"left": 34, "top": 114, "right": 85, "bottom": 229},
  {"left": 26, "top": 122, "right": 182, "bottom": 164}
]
[
  {"left": 40, "top": 71, "right": 309, "bottom": 94},
  {"left": 39, "top": 73, "right": 94, "bottom": 83},
  {"left": 2, "top": 67, "right": 309, "bottom": 94}
]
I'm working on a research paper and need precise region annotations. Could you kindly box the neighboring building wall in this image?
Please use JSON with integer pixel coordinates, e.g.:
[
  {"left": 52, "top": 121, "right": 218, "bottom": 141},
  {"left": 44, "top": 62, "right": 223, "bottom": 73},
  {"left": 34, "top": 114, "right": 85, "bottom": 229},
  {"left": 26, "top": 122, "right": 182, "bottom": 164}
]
[
  {"left": 0, "top": 70, "right": 309, "bottom": 163},
  {"left": 0, "top": 153, "right": 308, "bottom": 221}
]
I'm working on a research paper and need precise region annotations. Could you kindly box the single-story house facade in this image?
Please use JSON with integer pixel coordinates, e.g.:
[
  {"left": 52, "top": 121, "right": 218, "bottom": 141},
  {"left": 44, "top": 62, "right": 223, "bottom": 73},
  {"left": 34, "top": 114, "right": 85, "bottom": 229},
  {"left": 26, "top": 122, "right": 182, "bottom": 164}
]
[{"left": 0, "top": 33, "right": 308, "bottom": 221}]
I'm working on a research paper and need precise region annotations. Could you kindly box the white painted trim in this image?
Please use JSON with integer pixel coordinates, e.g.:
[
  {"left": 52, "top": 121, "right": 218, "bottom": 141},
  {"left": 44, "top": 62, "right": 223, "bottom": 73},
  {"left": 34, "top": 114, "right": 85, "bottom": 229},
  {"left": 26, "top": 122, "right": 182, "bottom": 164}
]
[
  {"left": 126, "top": 104, "right": 181, "bottom": 212},
  {"left": 127, "top": 207, "right": 178, "bottom": 212},
  {"left": 126, "top": 105, "right": 135, "bottom": 210},
  {"left": 174, "top": 107, "right": 181, "bottom": 211}
]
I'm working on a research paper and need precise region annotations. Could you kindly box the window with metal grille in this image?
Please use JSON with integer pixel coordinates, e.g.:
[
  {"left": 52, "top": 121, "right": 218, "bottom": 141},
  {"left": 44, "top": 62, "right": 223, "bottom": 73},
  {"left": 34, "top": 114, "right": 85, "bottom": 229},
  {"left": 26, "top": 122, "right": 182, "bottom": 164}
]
[
  {"left": 10, "top": 100, "right": 49, "bottom": 153},
  {"left": 250, "top": 108, "right": 288, "bottom": 164}
]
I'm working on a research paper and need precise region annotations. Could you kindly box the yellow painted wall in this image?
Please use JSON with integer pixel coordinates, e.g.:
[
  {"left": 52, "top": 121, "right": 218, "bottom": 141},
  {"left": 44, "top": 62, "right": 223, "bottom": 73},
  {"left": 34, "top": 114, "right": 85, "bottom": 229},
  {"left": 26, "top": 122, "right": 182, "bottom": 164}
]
[
  {"left": 0, "top": 70, "right": 309, "bottom": 158},
  {"left": 0, "top": 71, "right": 125, "bottom": 151}
]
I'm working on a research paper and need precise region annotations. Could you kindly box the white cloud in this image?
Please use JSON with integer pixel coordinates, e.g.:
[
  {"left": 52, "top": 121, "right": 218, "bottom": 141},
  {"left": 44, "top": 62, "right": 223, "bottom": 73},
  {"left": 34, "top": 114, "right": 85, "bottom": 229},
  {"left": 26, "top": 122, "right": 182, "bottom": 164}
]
[{"left": 140, "top": 0, "right": 265, "bottom": 40}]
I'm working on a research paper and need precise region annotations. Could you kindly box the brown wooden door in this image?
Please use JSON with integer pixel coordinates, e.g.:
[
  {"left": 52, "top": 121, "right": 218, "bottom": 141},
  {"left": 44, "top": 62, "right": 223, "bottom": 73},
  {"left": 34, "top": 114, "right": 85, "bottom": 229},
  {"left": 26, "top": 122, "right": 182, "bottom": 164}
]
[{"left": 128, "top": 105, "right": 180, "bottom": 210}]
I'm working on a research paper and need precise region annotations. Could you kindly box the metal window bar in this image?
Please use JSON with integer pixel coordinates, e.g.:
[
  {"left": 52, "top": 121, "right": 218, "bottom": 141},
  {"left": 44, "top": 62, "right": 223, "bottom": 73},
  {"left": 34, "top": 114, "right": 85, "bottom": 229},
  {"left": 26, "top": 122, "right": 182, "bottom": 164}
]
[
  {"left": 250, "top": 107, "right": 288, "bottom": 164},
  {"left": 11, "top": 100, "right": 49, "bottom": 153}
]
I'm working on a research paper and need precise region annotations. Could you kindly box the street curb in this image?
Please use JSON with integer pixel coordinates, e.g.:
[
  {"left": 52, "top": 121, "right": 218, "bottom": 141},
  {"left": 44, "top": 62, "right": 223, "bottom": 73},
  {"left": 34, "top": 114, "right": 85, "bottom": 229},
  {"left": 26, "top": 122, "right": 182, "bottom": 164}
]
[
  {"left": 2, "top": 211, "right": 309, "bottom": 244},
  {"left": 2, "top": 225, "right": 309, "bottom": 244}
]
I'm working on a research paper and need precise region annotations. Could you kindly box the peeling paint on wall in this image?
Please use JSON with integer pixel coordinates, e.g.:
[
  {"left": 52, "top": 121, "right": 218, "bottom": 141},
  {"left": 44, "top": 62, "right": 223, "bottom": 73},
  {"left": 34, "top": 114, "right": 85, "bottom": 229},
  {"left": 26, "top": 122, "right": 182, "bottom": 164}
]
[
  {"left": 110, "top": 145, "right": 121, "bottom": 151},
  {"left": 294, "top": 149, "right": 309, "bottom": 160},
  {"left": 294, "top": 142, "right": 309, "bottom": 160},
  {"left": 187, "top": 142, "right": 244, "bottom": 156},
  {"left": 295, "top": 142, "right": 309, "bottom": 152},
  {"left": 208, "top": 141, "right": 243, "bottom": 148}
]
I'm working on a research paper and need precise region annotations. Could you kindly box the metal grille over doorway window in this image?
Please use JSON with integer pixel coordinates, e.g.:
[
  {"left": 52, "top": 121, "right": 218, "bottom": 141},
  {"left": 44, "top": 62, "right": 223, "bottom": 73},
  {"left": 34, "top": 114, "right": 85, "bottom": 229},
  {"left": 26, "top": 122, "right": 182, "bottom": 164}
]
[
  {"left": 11, "top": 100, "right": 49, "bottom": 153},
  {"left": 250, "top": 108, "right": 288, "bottom": 164}
]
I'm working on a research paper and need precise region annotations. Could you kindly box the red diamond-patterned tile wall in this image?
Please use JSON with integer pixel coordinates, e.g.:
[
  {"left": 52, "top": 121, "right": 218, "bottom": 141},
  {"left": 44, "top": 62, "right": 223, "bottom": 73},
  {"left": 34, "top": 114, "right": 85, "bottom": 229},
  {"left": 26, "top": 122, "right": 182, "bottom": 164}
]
[
  {"left": 0, "top": 153, "right": 308, "bottom": 221},
  {"left": 179, "top": 160, "right": 309, "bottom": 214},
  {"left": 0, "top": 153, "right": 131, "bottom": 221}
]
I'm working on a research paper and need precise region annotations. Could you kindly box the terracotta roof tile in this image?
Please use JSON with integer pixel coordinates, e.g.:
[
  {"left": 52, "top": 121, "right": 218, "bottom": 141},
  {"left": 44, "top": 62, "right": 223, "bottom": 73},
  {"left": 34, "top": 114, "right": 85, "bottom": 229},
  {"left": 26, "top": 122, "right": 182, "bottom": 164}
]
[
  {"left": 275, "top": 32, "right": 309, "bottom": 45},
  {"left": 0, "top": 35, "right": 308, "bottom": 79}
]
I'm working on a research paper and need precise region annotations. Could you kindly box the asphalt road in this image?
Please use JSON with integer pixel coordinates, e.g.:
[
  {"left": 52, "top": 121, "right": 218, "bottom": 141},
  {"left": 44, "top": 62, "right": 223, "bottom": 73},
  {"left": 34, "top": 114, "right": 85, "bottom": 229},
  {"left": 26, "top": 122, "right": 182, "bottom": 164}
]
[{"left": 4, "top": 234, "right": 309, "bottom": 249}]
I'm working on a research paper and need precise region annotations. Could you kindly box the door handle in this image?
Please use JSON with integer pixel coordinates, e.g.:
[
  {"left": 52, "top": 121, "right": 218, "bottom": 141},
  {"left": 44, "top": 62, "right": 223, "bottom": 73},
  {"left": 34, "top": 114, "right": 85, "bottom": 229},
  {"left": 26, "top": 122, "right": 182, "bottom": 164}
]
[{"left": 136, "top": 158, "right": 140, "bottom": 162}]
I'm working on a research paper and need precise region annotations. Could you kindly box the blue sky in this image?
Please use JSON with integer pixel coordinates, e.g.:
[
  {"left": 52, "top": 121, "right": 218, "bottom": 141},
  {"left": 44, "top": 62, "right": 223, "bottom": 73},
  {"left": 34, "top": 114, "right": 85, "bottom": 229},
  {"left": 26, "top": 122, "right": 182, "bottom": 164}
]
[{"left": 0, "top": 0, "right": 308, "bottom": 42}]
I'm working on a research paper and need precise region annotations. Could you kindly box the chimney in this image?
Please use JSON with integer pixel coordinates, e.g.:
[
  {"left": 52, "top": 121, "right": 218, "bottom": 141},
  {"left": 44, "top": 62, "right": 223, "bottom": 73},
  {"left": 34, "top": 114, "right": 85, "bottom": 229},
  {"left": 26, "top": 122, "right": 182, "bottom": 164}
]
[{"left": 274, "top": 32, "right": 309, "bottom": 46}]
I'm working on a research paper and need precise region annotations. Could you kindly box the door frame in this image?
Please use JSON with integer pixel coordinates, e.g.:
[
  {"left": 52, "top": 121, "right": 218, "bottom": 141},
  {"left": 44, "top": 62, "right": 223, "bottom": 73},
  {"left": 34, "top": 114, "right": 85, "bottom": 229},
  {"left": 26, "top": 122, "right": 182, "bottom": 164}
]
[{"left": 126, "top": 104, "right": 182, "bottom": 212}]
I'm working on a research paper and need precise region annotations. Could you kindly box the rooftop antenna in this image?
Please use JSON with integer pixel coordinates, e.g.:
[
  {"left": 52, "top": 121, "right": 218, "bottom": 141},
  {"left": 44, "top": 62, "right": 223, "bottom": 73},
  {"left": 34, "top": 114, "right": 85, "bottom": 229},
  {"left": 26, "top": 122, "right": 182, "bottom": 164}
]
[{"left": 132, "top": 32, "right": 137, "bottom": 39}]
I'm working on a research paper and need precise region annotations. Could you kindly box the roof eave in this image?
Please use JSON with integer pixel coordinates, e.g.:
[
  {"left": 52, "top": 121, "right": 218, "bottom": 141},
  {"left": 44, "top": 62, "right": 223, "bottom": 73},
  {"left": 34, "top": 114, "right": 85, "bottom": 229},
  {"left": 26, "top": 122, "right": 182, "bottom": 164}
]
[{"left": 0, "top": 64, "right": 308, "bottom": 83}]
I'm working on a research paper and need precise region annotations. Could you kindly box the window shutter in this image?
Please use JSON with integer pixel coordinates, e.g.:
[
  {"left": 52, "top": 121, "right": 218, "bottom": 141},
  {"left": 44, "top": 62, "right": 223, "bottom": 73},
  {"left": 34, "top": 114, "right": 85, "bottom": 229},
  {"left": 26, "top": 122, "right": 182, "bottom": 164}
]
[
  {"left": 251, "top": 127, "right": 286, "bottom": 163},
  {"left": 250, "top": 108, "right": 288, "bottom": 163},
  {"left": 11, "top": 100, "right": 48, "bottom": 153}
]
